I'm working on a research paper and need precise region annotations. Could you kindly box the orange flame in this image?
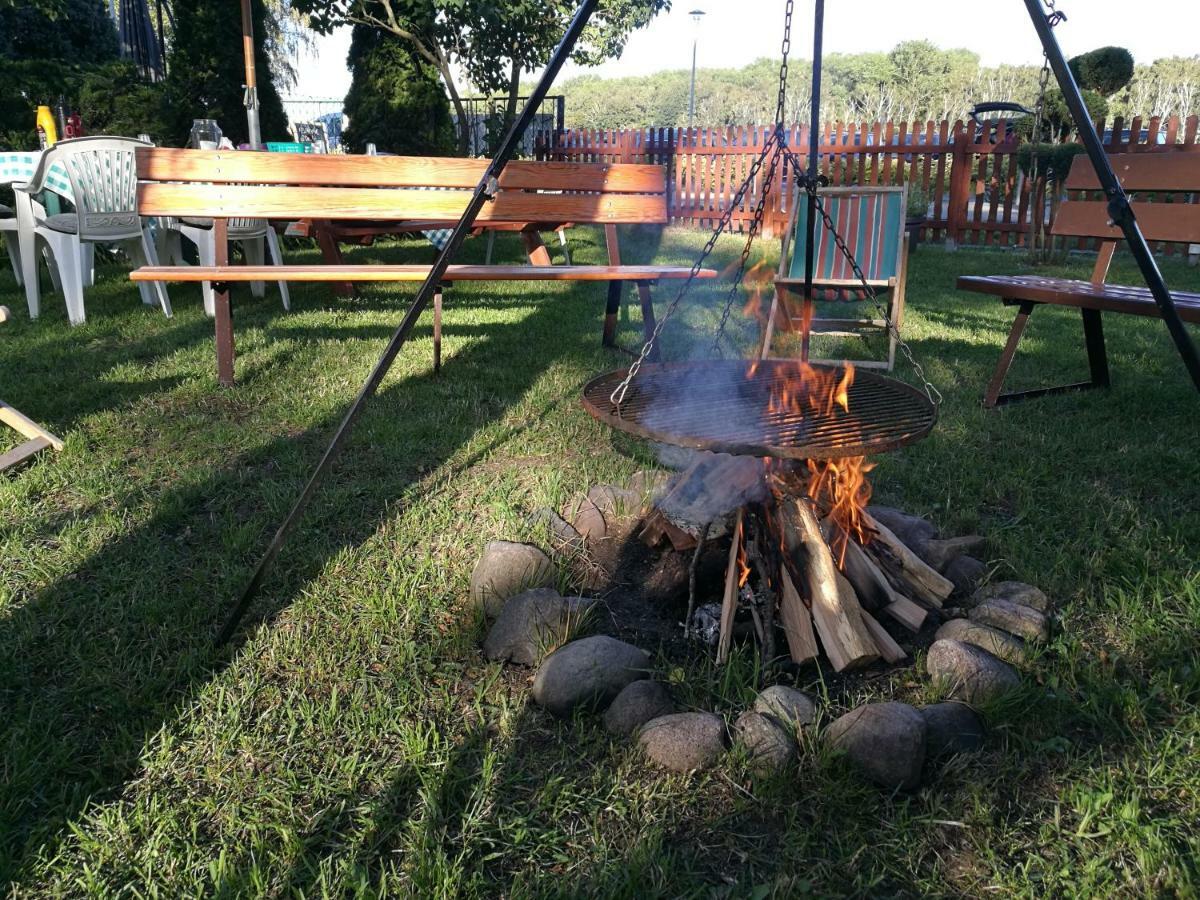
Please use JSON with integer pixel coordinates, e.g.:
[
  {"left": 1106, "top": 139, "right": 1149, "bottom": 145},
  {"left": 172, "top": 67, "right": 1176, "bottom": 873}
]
[{"left": 736, "top": 518, "right": 752, "bottom": 587}]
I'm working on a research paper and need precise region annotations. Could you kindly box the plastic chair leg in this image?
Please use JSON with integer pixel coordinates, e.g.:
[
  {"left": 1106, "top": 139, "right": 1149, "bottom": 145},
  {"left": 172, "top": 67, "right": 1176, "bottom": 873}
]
[
  {"left": 242, "top": 237, "right": 267, "bottom": 298},
  {"left": 41, "top": 230, "right": 86, "bottom": 325},
  {"left": 2, "top": 232, "right": 23, "bottom": 289},
  {"left": 134, "top": 230, "right": 172, "bottom": 317},
  {"left": 265, "top": 228, "right": 290, "bottom": 311},
  {"left": 82, "top": 242, "right": 95, "bottom": 287}
]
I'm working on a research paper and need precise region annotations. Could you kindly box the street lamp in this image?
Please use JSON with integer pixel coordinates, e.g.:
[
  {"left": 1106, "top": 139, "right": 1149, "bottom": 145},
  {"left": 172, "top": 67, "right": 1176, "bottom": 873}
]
[{"left": 687, "top": 8, "right": 705, "bottom": 133}]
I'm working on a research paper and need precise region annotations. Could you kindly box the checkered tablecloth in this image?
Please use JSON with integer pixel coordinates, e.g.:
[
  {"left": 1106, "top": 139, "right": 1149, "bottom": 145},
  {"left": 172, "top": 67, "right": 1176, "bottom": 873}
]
[
  {"left": 424, "top": 228, "right": 452, "bottom": 250},
  {"left": 0, "top": 152, "right": 73, "bottom": 198}
]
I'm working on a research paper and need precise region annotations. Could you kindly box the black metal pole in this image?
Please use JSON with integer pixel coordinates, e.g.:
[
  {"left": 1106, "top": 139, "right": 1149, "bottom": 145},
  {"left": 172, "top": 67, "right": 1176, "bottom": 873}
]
[
  {"left": 1022, "top": 0, "right": 1200, "bottom": 393},
  {"left": 802, "top": 0, "right": 825, "bottom": 356},
  {"left": 217, "top": 0, "right": 603, "bottom": 645}
]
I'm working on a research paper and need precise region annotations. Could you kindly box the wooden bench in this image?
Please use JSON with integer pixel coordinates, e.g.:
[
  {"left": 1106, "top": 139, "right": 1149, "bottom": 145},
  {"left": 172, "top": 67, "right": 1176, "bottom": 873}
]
[
  {"left": 959, "top": 152, "right": 1200, "bottom": 407},
  {"left": 129, "top": 149, "right": 714, "bottom": 385},
  {"left": 0, "top": 305, "right": 64, "bottom": 473}
]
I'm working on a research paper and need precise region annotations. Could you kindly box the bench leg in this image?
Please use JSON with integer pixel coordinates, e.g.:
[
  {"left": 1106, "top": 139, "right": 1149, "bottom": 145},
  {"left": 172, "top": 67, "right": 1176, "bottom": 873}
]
[
  {"left": 984, "top": 301, "right": 1110, "bottom": 408},
  {"left": 213, "top": 220, "right": 236, "bottom": 388},
  {"left": 433, "top": 287, "right": 443, "bottom": 375},
  {"left": 636, "top": 281, "right": 660, "bottom": 362},
  {"left": 602, "top": 282, "right": 622, "bottom": 347},
  {"left": 314, "top": 220, "right": 355, "bottom": 298}
]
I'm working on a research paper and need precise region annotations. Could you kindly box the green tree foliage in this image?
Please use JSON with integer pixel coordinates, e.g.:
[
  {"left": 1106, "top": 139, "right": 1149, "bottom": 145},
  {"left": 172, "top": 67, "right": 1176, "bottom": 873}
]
[
  {"left": 1069, "top": 46, "right": 1135, "bottom": 97},
  {"left": 292, "top": 0, "right": 667, "bottom": 151},
  {"left": 162, "top": 0, "right": 289, "bottom": 147},
  {"left": 341, "top": 25, "right": 454, "bottom": 155},
  {"left": 1113, "top": 56, "right": 1200, "bottom": 120}
]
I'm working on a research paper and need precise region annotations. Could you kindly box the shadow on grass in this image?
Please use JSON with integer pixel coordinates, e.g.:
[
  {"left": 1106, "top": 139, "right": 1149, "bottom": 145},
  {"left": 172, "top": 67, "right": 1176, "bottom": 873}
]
[{"left": 0, "top": 288, "right": 597, "bottom": 883}]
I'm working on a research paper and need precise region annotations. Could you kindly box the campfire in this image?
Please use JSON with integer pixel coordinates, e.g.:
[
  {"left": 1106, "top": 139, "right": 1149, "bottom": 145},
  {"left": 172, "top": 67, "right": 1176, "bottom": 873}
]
[{"left": 633, "top": 358, "right": 951, "bottom": 673}]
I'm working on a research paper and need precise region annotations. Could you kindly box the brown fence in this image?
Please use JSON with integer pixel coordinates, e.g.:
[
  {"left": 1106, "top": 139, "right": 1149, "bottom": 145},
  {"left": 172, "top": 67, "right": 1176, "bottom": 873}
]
[{"left": 535, "top": 116, "right": 1200, "bottom": 248}]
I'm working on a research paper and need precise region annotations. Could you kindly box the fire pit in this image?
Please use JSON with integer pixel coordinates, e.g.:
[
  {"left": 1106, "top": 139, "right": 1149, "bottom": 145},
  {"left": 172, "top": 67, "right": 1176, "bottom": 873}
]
[{"left": 581, "top": 359, "right": 937, "bottom": 461}]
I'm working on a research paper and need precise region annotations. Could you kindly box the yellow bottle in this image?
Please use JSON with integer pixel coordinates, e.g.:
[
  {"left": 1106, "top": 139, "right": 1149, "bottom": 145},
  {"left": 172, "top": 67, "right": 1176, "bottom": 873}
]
[{"left": 36, "top": 105, "right": 58, "bottom": 148}]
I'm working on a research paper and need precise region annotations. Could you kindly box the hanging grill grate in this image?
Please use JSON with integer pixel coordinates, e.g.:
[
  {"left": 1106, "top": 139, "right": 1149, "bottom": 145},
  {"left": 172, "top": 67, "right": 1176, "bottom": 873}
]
[{"left": 582, "top": 360, "right": 937, "bottom": 460}]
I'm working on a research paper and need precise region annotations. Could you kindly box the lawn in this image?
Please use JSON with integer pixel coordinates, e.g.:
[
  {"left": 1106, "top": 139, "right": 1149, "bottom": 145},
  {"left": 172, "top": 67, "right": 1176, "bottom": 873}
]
[{"left": 1, "top": 227, "right": 1198, "bottom": 897}]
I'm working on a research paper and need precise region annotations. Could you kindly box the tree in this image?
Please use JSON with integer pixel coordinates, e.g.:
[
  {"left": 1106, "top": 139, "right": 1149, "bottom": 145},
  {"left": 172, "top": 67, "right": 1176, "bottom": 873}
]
[
  {"left": 1069, "top": 46, "right": 1134, "bottom": 97},
  {"left": 341, "top": 24, "right": 454, "bottom": 155},
  {"left": 291, "top": 0, "right": 668, "bottom": 153},
  {"left": 161, "top": 0, "right": 289, "bottom": 147}
]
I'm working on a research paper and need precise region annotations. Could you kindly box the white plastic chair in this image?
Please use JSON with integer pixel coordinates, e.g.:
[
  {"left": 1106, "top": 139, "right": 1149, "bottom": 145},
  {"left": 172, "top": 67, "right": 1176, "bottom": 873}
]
[
  {"left": 0, "top": 197, "right": 22, "bottom": 288},
  {"left": 156, "top": 216, "right": 290, "bottom": 316},
  {"left": 16, "top": 136, "right": 170, "bottom": 325}
]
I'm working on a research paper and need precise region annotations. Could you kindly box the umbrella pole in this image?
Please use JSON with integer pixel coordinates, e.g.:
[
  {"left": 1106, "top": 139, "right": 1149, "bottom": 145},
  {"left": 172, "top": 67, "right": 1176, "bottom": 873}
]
[{"left": 240, "top": 0, "right": 262, "bottom": 148}]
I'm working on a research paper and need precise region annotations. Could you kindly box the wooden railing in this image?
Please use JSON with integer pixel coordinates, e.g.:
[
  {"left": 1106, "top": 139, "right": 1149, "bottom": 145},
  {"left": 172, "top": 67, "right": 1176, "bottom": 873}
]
[{"left": 535, "top": 115, "right": 1200, "bottom": 248}]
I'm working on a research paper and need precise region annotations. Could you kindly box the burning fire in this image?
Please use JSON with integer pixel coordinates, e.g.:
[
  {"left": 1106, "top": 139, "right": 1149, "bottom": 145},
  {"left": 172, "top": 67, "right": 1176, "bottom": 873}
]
[
  {"left": 739, "top": 263, "right": 875, "bottom": 570},
  {"left": 736, "top": 517, "right": 752, "bottom": 587}
]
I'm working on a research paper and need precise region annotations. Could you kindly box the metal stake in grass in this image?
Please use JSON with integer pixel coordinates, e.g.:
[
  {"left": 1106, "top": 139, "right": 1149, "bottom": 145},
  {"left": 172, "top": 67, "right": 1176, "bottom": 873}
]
[{"left": 216, "top": 0, "right": 604, "bottom": 645}]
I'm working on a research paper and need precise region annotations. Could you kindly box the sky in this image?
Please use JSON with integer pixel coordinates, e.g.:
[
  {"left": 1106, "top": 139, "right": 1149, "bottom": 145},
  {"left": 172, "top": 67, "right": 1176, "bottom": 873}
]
[{"left": 292, "top": 1, "right": 1197, "bottom": 101}]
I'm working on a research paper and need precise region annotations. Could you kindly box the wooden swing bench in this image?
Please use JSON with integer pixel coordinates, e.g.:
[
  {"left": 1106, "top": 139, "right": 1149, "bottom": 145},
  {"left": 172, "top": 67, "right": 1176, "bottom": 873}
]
[
  {"left": 129, "top": 149, "right": 715, "bottom": 386},
  {"left": 958, "top": 152, "right": 1200, "bottom": 407}
]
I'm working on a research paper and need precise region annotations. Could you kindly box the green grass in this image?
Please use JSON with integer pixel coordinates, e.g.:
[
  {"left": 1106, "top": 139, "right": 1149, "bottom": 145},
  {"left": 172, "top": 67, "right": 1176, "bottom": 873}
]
[{"left": 1, "top": 227, "right": 1198, "bottom": 897}]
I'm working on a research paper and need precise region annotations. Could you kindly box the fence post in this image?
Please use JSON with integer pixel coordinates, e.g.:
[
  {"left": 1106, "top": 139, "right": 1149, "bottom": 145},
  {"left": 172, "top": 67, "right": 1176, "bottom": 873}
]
[{"left": 945, "top": 119, "right": 970, "bottom": 251}]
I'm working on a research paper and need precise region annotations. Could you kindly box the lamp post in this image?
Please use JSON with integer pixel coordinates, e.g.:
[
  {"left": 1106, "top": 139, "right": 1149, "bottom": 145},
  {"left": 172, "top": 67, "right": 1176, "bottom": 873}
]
[{"left": 687, "top": 8, "right": 705, "bottom": 133}]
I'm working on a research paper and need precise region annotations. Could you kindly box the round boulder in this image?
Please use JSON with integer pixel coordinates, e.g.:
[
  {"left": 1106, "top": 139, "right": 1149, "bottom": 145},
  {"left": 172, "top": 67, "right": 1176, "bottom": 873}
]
[
  {"left": 972, "top": 581, "right": 1050, "bottom": 613},
  {"left": 867, "top": 506, "right": 937, "bottom": 554},
  {"left": 532, "top": 635, "right": 650, "bottom": 718},
  {"left": 969, "top": 598, "right": 1049, "bottom": 643},
  {"left": 944, "top": 555, "right": 987, "bottom": 596},
  {"left": 603, "top": 680, "right": 675, "bottom": 737},
  {"left": 753, "top": 685, "right": 817, "bottom": 728},
  {"left": 926, "top": 639, "right": 1021, "bottom": 704},
  {"left": 469, "top": 541, "right": 556, "bottom": 619},
  {"left": 935, "top": 618, "right": 1027, "bottom": 665},
  {"left": 824, "top": 702, "right": 927, "bottom": 791},
  {"left": 638, "top": 712, "right": 727, "bottom": 773},
  {"left": 735, "top": 711, "right": 795, "bottom": 774},
  {"left": 566, "top": 493, "right": 608, "bottom": 542},
  {"left": 920, "top": 702, "right": 986, "bottom": 758},
  {"left": 482, "top": 588, "right": 593, "bottom": 667}
]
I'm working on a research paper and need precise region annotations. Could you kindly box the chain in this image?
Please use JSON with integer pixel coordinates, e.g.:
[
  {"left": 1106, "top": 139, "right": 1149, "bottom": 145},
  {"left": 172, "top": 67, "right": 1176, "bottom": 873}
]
[
  {"left": 609, "top": 0, "right": 795, "bottom": 409},
  {"left": 809, "top": 188, "right": 943, "bottom": 407}
]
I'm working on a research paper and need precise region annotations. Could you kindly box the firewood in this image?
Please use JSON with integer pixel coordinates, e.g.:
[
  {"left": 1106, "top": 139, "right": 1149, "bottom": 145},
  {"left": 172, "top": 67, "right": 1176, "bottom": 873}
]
[
  {"left": 778, "top": 498, "right": 878, "bottom": 671},
  {"left": 882, "top": 596, "right": 927, "bottom": 633},
  {"left": 823, "top": 519, "right": 895, "bottom": 612},
  {"left": 656, "top": 453, "right": 767, "bottom": 529},
  {"left": 861, "top": 610, "right": 907, "bottom": 664},
  {"left": 862, "top": 511, "right": 954, "bottom": 608},
  {"left": 638, "top": 509, "right": 697, "bottom": 552},
  {"left": 717, "top": 508, "right": 744, "bottom": 664},
  {"left": 776, "top": 566, "right": 819, "bottom": 665}
]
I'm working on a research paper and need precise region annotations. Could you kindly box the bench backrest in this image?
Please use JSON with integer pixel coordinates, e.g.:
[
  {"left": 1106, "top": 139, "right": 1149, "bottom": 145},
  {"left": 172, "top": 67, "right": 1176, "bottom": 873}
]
[
  {"left": 784, "top": 186, "right": 907, "bottom": 283},
  {"left": 1051, "top": 152, "right": 1200, "bottom": 245},
  {"left": 135, "top": 149, "right": 669, "bottom": 226}
]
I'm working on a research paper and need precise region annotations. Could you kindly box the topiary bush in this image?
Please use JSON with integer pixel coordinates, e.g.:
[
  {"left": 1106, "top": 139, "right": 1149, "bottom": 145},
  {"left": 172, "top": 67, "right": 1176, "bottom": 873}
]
[
  {"left": 1069, "top": 46, "right": 1135, "bottom": 97},
  {"left": 341, "top": 25, "right": 455, "bottom": 156}
]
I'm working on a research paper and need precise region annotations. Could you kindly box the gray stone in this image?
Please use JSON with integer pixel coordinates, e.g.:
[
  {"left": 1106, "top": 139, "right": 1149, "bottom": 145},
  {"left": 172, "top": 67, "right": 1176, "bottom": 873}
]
[
  {"left": 638, "top": 712, "right": 727, "bottom": 772},
  {"left": 920, "top": 702, "right": 986, "bottom": 758},
  {"left": 926, "top": 639, "right": 1021, "bottom": 704},
  {"left": 482, "top": 589, "right": 592, "bottom": 667},
  {"left": 970, "top": 598, "right": 1049, "bottom": 642},
  {"left": 824, "top": 702, "right": 927, "bottom": 791},
  {"left": 868, "top": 505, "right": 937, "bottom": 553},
  {"left": 628, "top": 469, "right": 670, "bottom": 505},
  {"left": 530, "top": 507, "right": 584, "bottom": 556},
  {"left": 945, "top": 555, "right": 987, "bottom": 596},
  {"left": 588, "top": 484, "right": 640, "bottom": 520},
  {"left": 972, "top": 581, "right": 1051, "bottom": 613},
  {"left": 566, "top": 493, "right": 607, "bottom": 542},
  {"left": 935, "top": 618, "right": 1027, "bottom": 665},
  {"left": 919, "top": 535, "right": 987, "bottom": 572},
  {"left": 532, "top": 635, "right": 650, "bottom": 717},
  {"left": 735, "top": 711, "right": 795, "bottom": 773},
  {"left": 603, "top": 680, "right": 675, "bottom": 737},
  {"left": 753, "top": 685, "right": 818, "bottom": 728},
  {"left": 469, "top": 541, "right": 556, "bottom": 619}
]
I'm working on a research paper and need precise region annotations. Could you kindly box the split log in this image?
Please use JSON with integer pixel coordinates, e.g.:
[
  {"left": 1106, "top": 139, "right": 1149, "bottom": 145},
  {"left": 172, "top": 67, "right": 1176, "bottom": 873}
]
[
  {"left": 863, "top": 511, "right": 954, "bottom": 608},
  {"left": 776, "top": 566, "right": 819, "bottom": 665},
  {"left": 638, "top": 509, "right": 697, "bottom": 552},
  {"left": 882, "top": 596, "right": 928, "bottom": 633},
  {"left": 717, "top": 508, "right": 744, "bottom": 664},
  {"left": 823, "top": 519, "right": 894, "bottom": 612},
  {"left": 861, "top": 610, "right": 907, "bottom": 664},
  {"left": 778, "top": 498, "right": 878, "bottom": 671}
]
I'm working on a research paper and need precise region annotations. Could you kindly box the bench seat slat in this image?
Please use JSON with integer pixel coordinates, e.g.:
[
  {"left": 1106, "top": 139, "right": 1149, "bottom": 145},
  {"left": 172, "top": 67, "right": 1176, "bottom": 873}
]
[
  {"left": 957, "top": 274, "right": 1200, "bottom": 324},
  {"left": 131, "top": 265, "right": 717, "bottom": 283}
]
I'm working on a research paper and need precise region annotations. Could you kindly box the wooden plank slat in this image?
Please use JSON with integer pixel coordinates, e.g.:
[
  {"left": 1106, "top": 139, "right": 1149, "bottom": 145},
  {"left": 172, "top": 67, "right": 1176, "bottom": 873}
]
[
  {"left": 131, "top": 264, "right": 719, "bottom": 283},
  {"left": 0, "top": 437, "right": 52, "bottom": 473},
  {"left": 1064, "top": 152, "right": 1200, "bottom": 191},
  {"left": 137, "top": 184, "right": 668, "bottom": 223},
  {"left": 957, "top": 274, "right": 1200, "bottom": 323},
  {"left": 1050, "top": 200, "right": 1200, "bottom": 243},
  {"left": 137, "top": 148, "right": 667, "bottom": 193}
]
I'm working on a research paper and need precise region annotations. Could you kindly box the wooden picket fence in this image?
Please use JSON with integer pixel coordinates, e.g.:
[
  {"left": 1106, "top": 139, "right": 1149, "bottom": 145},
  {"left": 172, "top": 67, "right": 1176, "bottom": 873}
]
[{"left": 535, "top": 115, "right": 1200, "bottom": 248}]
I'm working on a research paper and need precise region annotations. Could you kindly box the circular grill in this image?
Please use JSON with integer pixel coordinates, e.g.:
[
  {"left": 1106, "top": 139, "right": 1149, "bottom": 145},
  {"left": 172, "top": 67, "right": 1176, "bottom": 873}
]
[{"left": 582, "top": 360, "right": 937, "bottom": 460}]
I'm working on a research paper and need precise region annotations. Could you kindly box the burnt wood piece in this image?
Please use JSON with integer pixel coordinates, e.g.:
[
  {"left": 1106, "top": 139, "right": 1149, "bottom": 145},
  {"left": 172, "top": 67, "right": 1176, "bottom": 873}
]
[
  {"left": 131, "top": 148, "right": 714, "bottom": 384},
  {"left": 862, "top": 511, "right": 953, "bottom": 609},
  {"left": 957, "top": 150, "right": 1200, "bottom": 407}
]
